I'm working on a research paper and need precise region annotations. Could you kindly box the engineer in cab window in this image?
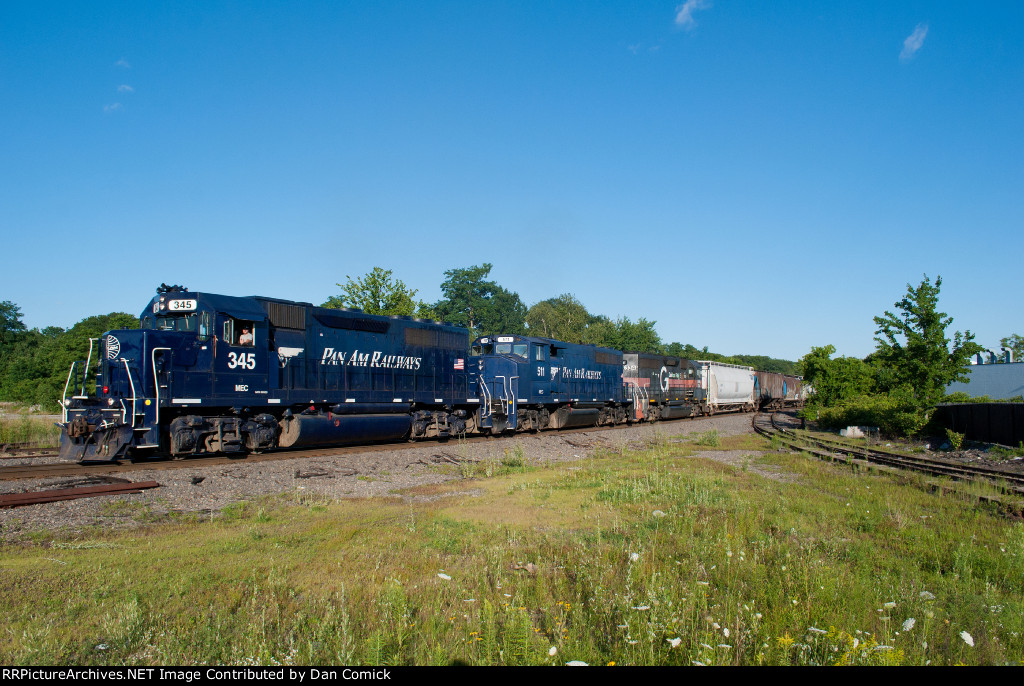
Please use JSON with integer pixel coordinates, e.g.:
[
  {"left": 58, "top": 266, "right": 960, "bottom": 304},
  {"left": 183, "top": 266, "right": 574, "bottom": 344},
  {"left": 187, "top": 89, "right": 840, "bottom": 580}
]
[{"left": 238, "top": 326, "right": 254, "bottom": 346}]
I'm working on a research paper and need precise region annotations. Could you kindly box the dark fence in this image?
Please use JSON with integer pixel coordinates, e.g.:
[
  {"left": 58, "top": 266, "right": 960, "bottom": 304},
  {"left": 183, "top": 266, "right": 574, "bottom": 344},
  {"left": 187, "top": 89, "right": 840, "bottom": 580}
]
[{"left": 933, "top": 403, "right": 1024, "bottom": 446}]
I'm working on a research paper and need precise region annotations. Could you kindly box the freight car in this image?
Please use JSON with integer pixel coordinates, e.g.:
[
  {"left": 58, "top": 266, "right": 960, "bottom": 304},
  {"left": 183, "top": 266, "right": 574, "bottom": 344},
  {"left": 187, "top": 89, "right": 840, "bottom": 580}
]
[
  {"left": 753, "top": 371, "right": 805, "bottom": 410},
  {"left": 695, "top": 361, "right": 757, "bottom": 414},
  {"left": 60, "top": 285, "right": 788, "bottom": 461}
]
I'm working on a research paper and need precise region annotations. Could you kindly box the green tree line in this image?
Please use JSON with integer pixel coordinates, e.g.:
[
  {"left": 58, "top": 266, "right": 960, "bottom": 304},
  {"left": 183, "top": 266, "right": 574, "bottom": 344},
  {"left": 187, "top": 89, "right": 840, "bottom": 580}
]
[
  {"left": 0, "top": 301, "right": 140, "bottom": 408},
  {"left": 1, "top": 264, "right": 799, "bottom": 408}
]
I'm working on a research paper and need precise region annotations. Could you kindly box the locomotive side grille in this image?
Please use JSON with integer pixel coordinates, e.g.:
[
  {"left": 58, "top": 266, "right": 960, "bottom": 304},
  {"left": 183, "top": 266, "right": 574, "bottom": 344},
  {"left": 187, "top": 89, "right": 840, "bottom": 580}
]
[
  {"left": 596, "top": 351, "right": 621, "bottom": 366},
  {"left": 264, "top": 302, "right": 307, "bottom": 330},
  {"left": 406, "top": 328, "right": 466, "bottom": 350},
  {"left": 314, "top": 313, "right": 390, "bottom": 334}
]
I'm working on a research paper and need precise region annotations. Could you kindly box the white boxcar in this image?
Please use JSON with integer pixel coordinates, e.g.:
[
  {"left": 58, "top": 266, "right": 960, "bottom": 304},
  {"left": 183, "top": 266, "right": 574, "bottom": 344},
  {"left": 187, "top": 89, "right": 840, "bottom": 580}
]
[{"left": 695, "top": 361, "right": 756, "bottom": 412}]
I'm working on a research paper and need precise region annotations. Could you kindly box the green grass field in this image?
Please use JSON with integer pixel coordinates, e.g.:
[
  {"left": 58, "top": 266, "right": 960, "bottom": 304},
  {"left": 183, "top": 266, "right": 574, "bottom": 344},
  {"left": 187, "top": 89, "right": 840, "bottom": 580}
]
[
  {"left": 1, "top": 433, "right": 1022, "bottom": 666},
  {"left": 0, "top": 414, "right": 61, "bottom": 446}
]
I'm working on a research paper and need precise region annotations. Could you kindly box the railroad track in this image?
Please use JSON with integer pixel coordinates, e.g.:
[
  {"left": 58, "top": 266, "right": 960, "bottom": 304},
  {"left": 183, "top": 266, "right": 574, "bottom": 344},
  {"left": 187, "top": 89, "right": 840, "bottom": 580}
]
[
  {"left": 753, "top": 412, "right": 1024, "bottom": 496},
  {"left": 0, "top": 443, "right": 59, "bottom": 460},
  {"left": 0, "top": 411, "right": 731, "bottom": 482}
]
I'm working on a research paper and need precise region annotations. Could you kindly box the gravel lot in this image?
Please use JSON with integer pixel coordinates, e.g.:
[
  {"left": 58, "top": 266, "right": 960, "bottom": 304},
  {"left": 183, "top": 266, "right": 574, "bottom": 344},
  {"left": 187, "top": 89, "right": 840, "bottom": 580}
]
[{"left": 0, "top": 413, "right": 760, "bottom": 541}]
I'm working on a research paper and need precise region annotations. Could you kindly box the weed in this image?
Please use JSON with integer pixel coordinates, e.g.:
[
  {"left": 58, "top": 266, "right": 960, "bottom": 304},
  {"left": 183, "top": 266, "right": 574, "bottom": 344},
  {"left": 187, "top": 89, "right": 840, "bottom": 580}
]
[{"left": 694, "top": 429, "right": 721, "bottom": 447}]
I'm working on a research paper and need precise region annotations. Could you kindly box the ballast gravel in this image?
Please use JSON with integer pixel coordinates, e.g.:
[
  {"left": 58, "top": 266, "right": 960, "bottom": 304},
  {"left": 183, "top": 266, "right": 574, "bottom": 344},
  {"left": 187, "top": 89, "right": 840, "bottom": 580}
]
[{"left": 0, "top": 414, "right": 759, "bottom": 541}]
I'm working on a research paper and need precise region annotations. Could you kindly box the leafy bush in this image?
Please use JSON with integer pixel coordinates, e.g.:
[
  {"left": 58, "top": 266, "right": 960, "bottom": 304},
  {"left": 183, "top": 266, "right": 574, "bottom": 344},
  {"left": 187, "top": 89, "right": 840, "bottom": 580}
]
[
  {"left": 945, "top": 428, "right": 964, "bottom": 451},
  {"left": 812, "top": 389, "right": 927, "bottom": 437}
]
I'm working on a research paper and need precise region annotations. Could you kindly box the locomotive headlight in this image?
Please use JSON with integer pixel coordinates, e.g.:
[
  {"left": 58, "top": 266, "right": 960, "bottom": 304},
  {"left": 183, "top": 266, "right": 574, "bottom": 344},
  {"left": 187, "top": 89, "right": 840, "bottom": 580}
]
[{"left": 107, "top": 398, "right": 115, "bottom": 406}]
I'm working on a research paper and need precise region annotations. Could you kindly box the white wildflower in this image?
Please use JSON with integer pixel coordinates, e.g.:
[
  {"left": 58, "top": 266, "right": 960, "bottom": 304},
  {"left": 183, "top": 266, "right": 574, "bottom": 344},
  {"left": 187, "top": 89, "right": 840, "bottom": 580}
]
[
  {"left": 549, "top": 646, "right": 557, "bottom": 656},
  {"left": 960, "top": 631, "right": 974, "bottom": 647},
  {"left": 667, "top": 637, "right": 681, "bottom": 648},
  {"left": 883, "top": 601, "right": 896, "bottom": 609},
  {"left": 566, "top": 660, "right": 588, "bottom": 666},
  {"left": 633, "top": 605, "right": 650, "bottom": 611},
  {"left": 630, "top": 552, "right": 640, "bottom": 562},
  {"left": 723, "top": 627, "right": 730, "bottom": 638},
  {"left": 808, "top": 627, "right": 827, "bottom": 635},
  {"left": 437, "top": 573, "right": 451, "bottom": 580},
  {"left": 653, "top": 510, "right": 666, "bottom": 518},
  {"left": 902, "top": 618, "right": 916, "bottom": 631},
  {"left": 692, "top": 661, "right": 705, "bottom": 666},
  {"left": 919, "top": 591, "right": 935, "bottom": 600}
]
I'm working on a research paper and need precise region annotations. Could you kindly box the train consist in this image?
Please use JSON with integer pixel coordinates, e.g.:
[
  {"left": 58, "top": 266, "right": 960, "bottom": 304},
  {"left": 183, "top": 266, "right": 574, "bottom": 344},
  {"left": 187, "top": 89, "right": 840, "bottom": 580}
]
[{"left": 59, "top": 285, "right": 803, "bottom": 461}]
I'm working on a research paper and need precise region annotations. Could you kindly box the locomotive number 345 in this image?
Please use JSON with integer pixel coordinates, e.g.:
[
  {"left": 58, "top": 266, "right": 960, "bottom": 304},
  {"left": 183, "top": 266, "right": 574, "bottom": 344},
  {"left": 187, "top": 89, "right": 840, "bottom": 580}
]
[{"left": 227, "top": 352, "right": 256, "bottom": 370}]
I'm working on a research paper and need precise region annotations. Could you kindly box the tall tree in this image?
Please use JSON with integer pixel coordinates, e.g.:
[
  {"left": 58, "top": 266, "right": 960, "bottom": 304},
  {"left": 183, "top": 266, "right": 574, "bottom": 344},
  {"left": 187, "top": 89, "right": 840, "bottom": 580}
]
[
  {"left": 525, "top": 294, "right": 590, "bottom": 342},
  {"left": 434, "top": 264, "right": 526, "bottom": 336},
  {"left": 0, "top": 300, "right": 26, "bottom": 348},
  {"left": 872, "top": 275, "right": 983, "bottom": 408},
  {"left": 587, "top": 315, "right": 661, "bottom": 352},
  {"left": 321, "top": 267, "right": 427, "bottom": 317}
]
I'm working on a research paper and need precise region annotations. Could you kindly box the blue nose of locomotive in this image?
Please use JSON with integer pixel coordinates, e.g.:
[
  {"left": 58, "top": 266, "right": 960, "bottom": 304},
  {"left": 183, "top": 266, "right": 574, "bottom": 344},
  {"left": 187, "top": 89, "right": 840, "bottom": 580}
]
[{"left": 59, "top": 327, "right": 182, "bottom": 461}]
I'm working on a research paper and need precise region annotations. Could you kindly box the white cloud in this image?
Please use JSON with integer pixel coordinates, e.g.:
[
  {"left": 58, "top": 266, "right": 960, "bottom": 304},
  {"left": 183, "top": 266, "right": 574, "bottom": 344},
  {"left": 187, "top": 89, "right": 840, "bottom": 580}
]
[
  {"left": 900, "top": 23, "right": 928, "bottom": 62},
  {"left": 115, "top": 58, "right": 131, "bottom": 69},
  {"left": 103, "top": 103, "right": 122, "bottom": 113},
  {"left": 675, "top": 0, "right": 711, "bottom": 30},
  {"left": 117, "top": 84, "right": 134, "bottom": 93}
]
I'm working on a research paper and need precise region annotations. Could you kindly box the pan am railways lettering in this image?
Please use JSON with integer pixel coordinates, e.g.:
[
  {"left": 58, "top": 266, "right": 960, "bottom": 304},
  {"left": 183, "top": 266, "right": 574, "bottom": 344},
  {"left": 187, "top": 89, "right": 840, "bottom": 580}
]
[{"left": 320, "top": 349, "right": 422, "bottom": 370}]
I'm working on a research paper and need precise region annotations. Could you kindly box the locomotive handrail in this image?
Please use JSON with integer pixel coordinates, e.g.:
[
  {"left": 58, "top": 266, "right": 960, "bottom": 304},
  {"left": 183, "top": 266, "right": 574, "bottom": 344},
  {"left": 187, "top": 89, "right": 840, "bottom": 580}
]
[
  {"left": 478, "top": 377, "right": 492, "bottom": 418},
  {"left": 152, "top": 347, "right": 171, "bottom": 426},
  {"left": 60, "top": 362, "right": 76, "bottom": 423},
  {"left": 60, "top": 338, "right": 98, "bottom": 421},
  {"left": 493, "top": 375, "right": 508, "bottom": 416},
  {"left": 509, "top": 376, "right": 518, "bottom": 424},
  {"left": 122, "top": 359, "right": 138, "bottom": 428},
  {"left": 81, "top": 338, "right": 96, "bottom": 398}
]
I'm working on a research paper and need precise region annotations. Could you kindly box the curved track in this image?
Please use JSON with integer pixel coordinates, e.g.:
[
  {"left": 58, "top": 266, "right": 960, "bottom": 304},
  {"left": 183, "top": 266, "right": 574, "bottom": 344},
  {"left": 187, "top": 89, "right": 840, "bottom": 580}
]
[{"left": 753, "top": 412, "right": 1024, "bottom": 496}]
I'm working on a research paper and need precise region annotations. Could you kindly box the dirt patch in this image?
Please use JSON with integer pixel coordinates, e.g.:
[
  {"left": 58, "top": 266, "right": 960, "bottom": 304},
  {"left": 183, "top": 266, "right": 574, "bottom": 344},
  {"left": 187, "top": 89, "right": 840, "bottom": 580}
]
[{"left": 690, "top": 449, "right": 800, "bottom": 483}]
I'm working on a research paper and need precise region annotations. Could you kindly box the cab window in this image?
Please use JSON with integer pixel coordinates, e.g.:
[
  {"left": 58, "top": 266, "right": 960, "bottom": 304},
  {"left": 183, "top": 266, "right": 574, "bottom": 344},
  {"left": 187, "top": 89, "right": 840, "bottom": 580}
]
[
  {"left": 495, "top": 343, "right": 511, "bottom": 355},
  {"left": 512, "top": 343, "right": 528, "bottom": 359},
  {"left": 155, "top": 314, "right": 197, "bottom": 332},
  {"left": 198, "top": 312, "right": 211, "bottom": 342},
  {"left": 223, "top": 318, "right": 255, "bottom": 346},
  {"left": 471, "top": 343, "right": 494, "bottom": 356},
  {"left": 535, "top": 346, "right": 544, "bottom": 361}
]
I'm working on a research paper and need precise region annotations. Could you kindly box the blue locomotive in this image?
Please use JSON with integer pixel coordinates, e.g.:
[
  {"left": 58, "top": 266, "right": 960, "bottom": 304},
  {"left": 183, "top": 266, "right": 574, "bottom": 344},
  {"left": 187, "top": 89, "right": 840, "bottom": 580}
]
[
  {"left": 60, "top": 285, "right": 479, "bottom": 461},
  {"left": 60, "top": 285, "right": 801, "bottom": 462},
  {"left": 471, "top": 334, "right": 627, "bottom": 433}
]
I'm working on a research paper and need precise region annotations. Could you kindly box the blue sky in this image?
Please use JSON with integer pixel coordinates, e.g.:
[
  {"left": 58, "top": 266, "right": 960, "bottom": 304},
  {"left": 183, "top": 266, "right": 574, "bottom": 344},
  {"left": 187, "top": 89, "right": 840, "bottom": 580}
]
[{"left": 2, "top": 1, "right": 1021, "bottom": 361}]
